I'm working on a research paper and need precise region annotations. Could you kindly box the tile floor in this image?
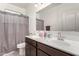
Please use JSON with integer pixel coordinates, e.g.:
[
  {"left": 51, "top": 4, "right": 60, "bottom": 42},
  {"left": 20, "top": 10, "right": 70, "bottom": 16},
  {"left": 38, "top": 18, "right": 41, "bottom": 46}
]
[{"left": 3, "top": 48, "right": 25, "bottom": 56}]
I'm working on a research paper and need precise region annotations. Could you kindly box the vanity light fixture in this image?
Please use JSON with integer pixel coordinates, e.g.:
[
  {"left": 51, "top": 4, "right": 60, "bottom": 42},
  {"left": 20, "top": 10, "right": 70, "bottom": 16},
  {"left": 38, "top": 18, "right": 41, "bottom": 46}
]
[{"left": 5, "top": 9, "right": 21, "bottom": 15}]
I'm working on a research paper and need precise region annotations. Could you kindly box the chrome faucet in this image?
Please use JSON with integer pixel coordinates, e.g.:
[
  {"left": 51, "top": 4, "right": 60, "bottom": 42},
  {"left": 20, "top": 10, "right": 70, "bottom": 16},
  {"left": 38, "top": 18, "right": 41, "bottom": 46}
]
[{"left": 57, "top": 32, "right": 64, "bottom": 41}]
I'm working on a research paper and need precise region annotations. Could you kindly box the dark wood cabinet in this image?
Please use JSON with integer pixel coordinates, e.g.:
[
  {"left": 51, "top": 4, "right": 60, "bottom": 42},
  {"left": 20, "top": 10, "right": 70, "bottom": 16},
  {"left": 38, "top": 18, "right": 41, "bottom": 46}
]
[
  {"left": 37, "top": 42, "right": 73, "bottom": 56},
  {"left": 37, "top": 49, "right": 48, "bottom": 56},
  {"left": 25, "top": 37, "right": 36, "bottom": 47},
  {"left": 25, "top": 37, "right": 74, "bottom": 56},
  {"left": 25, "top": 37, "right": 37, "bottom": 56},
  {"left": 30, "top": 45, "right": 36, "bottom": 56},
  {"left": 25, "top": 43, "right": 31, "bottom": 56}
]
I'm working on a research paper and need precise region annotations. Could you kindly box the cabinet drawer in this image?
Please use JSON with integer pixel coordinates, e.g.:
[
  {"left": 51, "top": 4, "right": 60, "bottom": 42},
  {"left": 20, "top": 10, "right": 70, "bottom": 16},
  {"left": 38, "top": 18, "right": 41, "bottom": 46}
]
[
  {"left": 25, "top": 37, "right": 36, "bottom": 47},
  {"left": 38, "top": 42, "right": 73, "bottom": 56}
]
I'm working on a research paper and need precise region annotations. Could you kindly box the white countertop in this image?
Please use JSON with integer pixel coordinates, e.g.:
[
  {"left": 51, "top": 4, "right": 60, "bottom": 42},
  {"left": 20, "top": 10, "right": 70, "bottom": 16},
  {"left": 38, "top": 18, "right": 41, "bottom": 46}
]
[{"left": 25, "top": 35, "right": 79, "bottom": 56}]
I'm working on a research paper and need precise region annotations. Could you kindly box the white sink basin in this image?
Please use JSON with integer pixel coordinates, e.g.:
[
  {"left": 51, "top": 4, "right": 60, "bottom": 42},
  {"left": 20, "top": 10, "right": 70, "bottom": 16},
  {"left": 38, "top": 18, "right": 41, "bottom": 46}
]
[
  {"left": 45, "top": 37, "right": 58, "bottom": 40},
  {"left": 31, "top": 36, "right": 70, "bottom": 47},
  {"left": 45, "top": 37, "right": 70, "bottom": 47},
  {"left": 51, "top": 40, "right": 70, "bottom": 46}
]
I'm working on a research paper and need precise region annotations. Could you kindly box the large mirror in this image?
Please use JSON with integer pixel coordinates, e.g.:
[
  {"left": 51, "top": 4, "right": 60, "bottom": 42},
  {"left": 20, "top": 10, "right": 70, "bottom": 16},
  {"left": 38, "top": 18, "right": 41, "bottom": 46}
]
[
  {"left": 37, "top": 3, "right": 79, "bottom": 32},
  {"left": 36, "top": 3, "right": 79, "bottom": 41}
]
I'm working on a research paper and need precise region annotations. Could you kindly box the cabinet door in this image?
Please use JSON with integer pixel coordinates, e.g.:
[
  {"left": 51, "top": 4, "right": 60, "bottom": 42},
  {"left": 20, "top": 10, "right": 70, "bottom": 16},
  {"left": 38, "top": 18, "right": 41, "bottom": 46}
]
[
  {"left": 37, "top": 50, "right": 48, "bottom": 56},
  {"left": 25, "top": 43, "right": 36, "bottom": 56},
  {"left": 62, "top": 12, "right": 75, "bottom": 31},
  {"left": 25, "top": 37, "right": 36, "bottom": 47},
  {"left": 25, "top": 43, "right": 31, "bottom": 56},
  {"left": 30, "top": 45, "right": 36, "bottom": 56}
]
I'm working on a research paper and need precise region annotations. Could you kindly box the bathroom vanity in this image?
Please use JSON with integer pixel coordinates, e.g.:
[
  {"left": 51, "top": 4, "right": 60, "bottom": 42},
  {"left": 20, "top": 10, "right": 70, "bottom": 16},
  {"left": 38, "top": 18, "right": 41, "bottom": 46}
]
[{"left": 25, "top": 36, "right": 77, "bottom": 56}]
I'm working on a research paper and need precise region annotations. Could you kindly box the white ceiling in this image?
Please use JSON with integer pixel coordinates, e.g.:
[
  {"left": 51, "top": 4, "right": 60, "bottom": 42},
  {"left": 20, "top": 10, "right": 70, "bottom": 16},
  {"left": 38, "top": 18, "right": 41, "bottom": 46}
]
[
  {"left": 11, "top": 3, "right": 62, "bottom": 13},
  {"left": 11, "top": 3, "right": 51, "bottom": 12},
  {"left": 38, "top": 3, "right": 62, "bottom": 13},
  {"left": 11, "top": 3, "right": 34, "bottom": 9}
]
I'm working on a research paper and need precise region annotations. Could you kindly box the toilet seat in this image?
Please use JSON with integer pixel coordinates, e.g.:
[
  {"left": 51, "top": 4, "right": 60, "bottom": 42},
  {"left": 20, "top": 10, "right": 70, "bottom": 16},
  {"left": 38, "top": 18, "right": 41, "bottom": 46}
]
[{"left": 17, "top": 42, "right": 25, "bottom": 48}]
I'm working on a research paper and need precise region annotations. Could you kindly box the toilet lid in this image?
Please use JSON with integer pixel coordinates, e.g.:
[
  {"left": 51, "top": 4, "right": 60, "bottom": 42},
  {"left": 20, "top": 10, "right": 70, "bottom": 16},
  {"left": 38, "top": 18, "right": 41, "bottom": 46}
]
[{"left": 17, "top": 43, "right": 25, "bottom": 48}]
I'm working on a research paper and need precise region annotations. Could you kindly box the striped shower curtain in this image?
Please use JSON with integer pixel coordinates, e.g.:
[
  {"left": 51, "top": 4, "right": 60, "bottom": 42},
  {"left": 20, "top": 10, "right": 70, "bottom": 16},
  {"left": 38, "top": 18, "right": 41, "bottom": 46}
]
[{"left": 0, "top": 11, "right": 29, "bottom": 55}]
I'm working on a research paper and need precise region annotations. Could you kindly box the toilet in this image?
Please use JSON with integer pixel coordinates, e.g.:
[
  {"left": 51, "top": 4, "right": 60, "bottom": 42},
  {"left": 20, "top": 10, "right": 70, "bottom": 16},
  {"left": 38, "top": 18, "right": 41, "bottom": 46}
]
[{"left": 17, "top": 42, "right": 25, "bottom": 56}]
